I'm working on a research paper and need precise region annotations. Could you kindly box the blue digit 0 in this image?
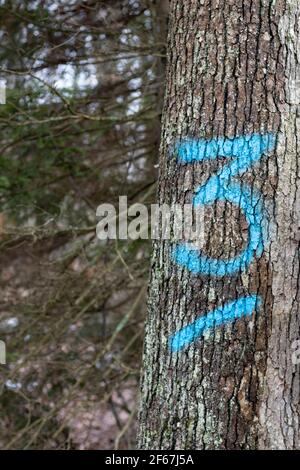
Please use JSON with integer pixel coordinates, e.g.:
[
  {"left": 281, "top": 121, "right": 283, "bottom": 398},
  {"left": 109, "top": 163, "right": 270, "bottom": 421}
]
[{"left": 169, "top": 133, "right": 276, "bottom": 352}]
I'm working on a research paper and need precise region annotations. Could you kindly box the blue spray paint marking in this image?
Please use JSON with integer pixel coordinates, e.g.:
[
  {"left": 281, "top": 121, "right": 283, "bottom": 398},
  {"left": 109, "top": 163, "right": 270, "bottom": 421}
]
[
  {"left": 173, "top": 133, "right": 276, "bottom": 276},
  {"left": 169, "top": 295, "right": 261, "bottom": 353},
  {"left": 170, "top": 133, "right": 276, "bottom": 352}
]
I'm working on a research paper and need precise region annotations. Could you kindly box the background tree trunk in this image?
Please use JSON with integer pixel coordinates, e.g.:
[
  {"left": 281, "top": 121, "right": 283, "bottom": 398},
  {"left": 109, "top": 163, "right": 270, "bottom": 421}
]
[{"left": 138, "top": 0, "right": 300, "bottom": 450}]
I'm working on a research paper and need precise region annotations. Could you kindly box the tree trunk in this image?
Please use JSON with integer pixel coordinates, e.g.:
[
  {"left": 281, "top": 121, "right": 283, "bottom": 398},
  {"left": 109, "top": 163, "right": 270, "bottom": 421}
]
[{"left": 138, "top": 0, "right": 300, "bottom": 450}]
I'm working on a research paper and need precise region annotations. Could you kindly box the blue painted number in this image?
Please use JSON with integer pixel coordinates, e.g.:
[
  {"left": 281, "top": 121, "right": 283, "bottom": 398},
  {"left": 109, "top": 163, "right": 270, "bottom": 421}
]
[{"left": 170, "top": 134, "right": 276, "bottom": 352}]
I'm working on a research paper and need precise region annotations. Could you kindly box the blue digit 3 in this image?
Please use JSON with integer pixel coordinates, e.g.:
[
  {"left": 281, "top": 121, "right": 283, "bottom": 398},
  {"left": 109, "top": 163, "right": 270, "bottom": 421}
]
[{"left": 170, "top": 133, "right": 276, "bottom": 352}]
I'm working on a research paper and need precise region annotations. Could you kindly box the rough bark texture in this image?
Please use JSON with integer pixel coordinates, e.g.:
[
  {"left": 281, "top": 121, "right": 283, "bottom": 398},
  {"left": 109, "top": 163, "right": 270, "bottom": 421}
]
[{"left": 138, "top": 0, "right": 300, "bottom": 450}]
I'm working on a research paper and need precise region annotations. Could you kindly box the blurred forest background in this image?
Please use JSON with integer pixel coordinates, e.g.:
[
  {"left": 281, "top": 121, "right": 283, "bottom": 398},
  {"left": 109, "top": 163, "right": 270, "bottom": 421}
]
[{"left": 0, "top": 0, "right": 168, "bottom": 449}]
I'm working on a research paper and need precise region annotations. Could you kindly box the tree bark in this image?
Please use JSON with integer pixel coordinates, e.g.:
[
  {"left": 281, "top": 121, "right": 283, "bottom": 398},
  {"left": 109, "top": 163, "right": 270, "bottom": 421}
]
[{"left": 138, "top": 0, "right": 300, "bottom": 450}]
